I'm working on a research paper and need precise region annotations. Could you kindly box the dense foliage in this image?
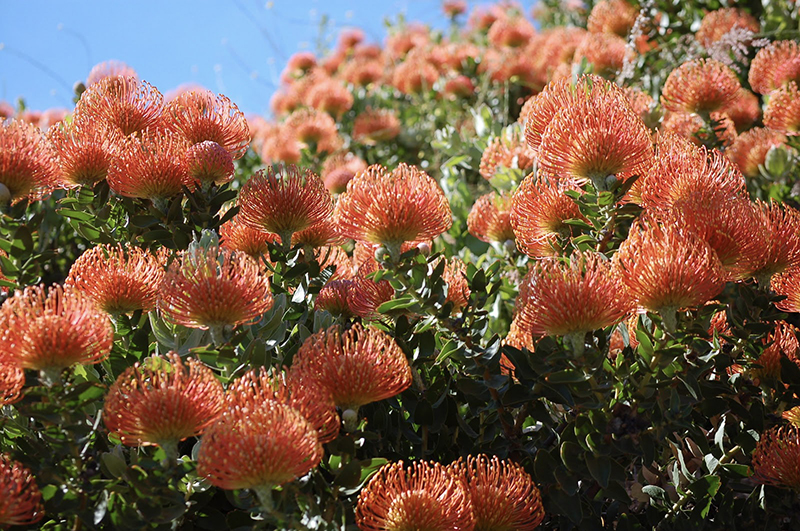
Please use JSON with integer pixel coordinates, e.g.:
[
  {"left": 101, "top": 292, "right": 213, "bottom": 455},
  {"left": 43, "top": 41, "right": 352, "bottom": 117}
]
[{"left": 2, "top": 0, "right": 800, "bottom": 529}]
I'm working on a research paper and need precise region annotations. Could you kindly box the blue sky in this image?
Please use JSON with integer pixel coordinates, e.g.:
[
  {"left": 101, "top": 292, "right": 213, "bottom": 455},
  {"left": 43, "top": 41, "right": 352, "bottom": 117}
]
[{"left": 0, "top": 0, "right": 472, "bottom": 116}]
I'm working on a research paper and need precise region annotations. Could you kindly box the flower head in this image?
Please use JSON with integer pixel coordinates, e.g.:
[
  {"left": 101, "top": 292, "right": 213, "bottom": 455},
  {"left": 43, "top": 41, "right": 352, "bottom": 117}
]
[
  {"left": 219, "top": 213, "right": 279, "bottom": 258},
  {"left": 0, "top": 119, "right": 56, "bottom": 205},
  {"left": 160, "top": 246, "right": 273, "bottom": 332},
  {"left": 164, "top": 90, "right": 250, "bottom": 160},
  {"left": 75, "top": 76, "right": 164, "bottom": 136},
  {"left": 750, "top": 321, "right": 800, "bottom": 382},
  {"left": 661, "top": 59, "right": 740, "bottom": 114},
  {"left": 487, "top": 16, "right": 535, "bottom": 48},
  {"left": 752, "top": 425, "right": 800, "bottom": 490},
  {"left": 321, "top": 152, "right": 368, "bottom": 194},
  {"left": 764, "top": 82, "right": 800, "bottom": 135},
  {"left": 745, "top": 200, "right": 800, "bottom": 284},
  {"left": 86, "top": 60, "right": 137, "bottom": 87},
  {"left": 353, "top": 108, "right": 401, "bottom": 145},
  {"left": 334, "top": 163, "right": 452, "bottom": 251},
  {"left": 315, "top": 279, "right": 355, "bottom": 318},
  {"left": 449, "top": 455, "right": 544, "bottom": 531},
  {"left": 771, "top": 267, "right": 800, "bottom": 313},
  {"left": 660, "top": 111, "right": 738, "bottom": 147},
  {"left": 104, "top": 352, "right": 224, "bottom": 448},
  {"left": 720, "top": 88, "right": 761, "bottom": 132},
  {"left": 696, "top": 8, "right": 759, "bottom": 48},
  {"left": 284, "top": 108, "right": 342, "bottom": 154},
  {"left": 238, "top": 165, "right": 333, "bottom": 247},
  {"left": 573, "top": 33, "right": 629, "bottom": 77},
  {"left": 726, "top": 128, "right": 789, "bottom": 178},
  {"left": 479, "top": 132, "right": 535, "bottom": 180},
  {"left": 0, "top": 284, "right": 113, "bottom": 371},
  {"left": 391, "top": 56, "right": 440, "bottom": 95},
  {"left": 340, "top": 57, "right": 385, "bottom": 87},
  {"left": 289, "top": 323, "right": 412, "bottom": 413},
  {"left": 468, "top": 192, "right": 515, "bottom": 244},
  {"left": 0, "top": 454, "right": 44, "bottom": 527},
  {"left": 47, "top": 119, "right": 122, "bottom": 188},
  {"left": 66, "top": 244, "right": 165, "bottom": 314},
  {"left": 356, "top": 460, "right": 475, "bottom": 531},
  {"left": 0, "top": 362, "right": 24, "bottom": 407},
  {"left": 183, "top": 140, "right": 235, "bottom": 187},
  {"left": 749, "top": 40, "right": 800, "bottom": 95},
  {"left": 292, "top": 218, "right": 344, "bottom": 248},
  {"left": 306, "top": 78, "right": 354, "bottom": 118},
  {"left": 587, "top": 0, "right": 638, "bottom": 36}
]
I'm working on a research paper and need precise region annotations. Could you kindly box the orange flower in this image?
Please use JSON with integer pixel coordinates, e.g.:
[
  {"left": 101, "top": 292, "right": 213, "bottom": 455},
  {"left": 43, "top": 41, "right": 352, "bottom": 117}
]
[
  {"left": 612, "top": 220, "right": 724, "bottom": 318},
  {"left": 0, "top": 284, "right": 112, "bottom": 373},
  {"left": 0, "top": 454, "right": 44, "bottom": 527},
  {"left": 621, "top": 86, "right": 655, "bottom": 121},
  {"left": 487, "top": 16, "right": 535, "bottom": 48},
  {"left": 74, "top": 76, "right": 164, "bottom": 136},
  {"left": 219, "top": 213, "right": 279, "bottom": 258},
  {"left": 752, "top": 425, "right": 800, "bottom": 490},
  {"left": 745, "top": 200, "right": 800, "bottom": 285},
  {"left": 0, "top": 119, "right": 56, "bottom": 206},
  {"left": 516, "top": 253, "right": 631, "bottom": 350},
  {"left": 750, "top": 321, "right": 800, "bottom": 382},
  {"left": 783, "top": 407, "right": 800, "bottom": 427},
  {"left": 48, "top": 119, "right": 122, "bottom": 188},
  {"left": 183, "top": 140, "right": 235, "bottom": 188},
  {"left": 107, "top": 127, "right": 192, "bottom": 205},
  {"left": 196, "top": 399, "right": 322, "bottom": 496},
  {"left": 86, "top": 60, "right": 138, "bottom": 87},
  {"left": 284, "top": 108, "right": 342, "bottom": 154},
  {"left": 660, "top": 111, "right": 738, "bottom": 147},
  {"left": 315, "top": 279, "right": 355, "bottom": 318},
  {"left": 392, "top": 57, "right": 440, "bottom": 95},
  {"left": 764, "top": 82, "right": 800, "bottom": 135},
  {"left": 510, "top": 174, "right": 584, "bottom": 257},
  {"left": 334, "top": 163, "right": 452, "bottom": 257},
  {"left": 748, "top": 40, "right": 800, "bottom": 95},
  {"left": 281, "top": 51, "right": 317, "bottom": 82},
  {"left": 321, "top": 152, "right": 367, "bottom": 194},
  {"left": 587, "top": 0, "right": 638, "bottom": 36},
  {"left": 440, "top": 257, "right": 470, "bottom": 311},
  {"left": 660, "top": 59, "right": 740, "bottom": 115},
  {"left": 229, "top": 367, "right": 340, "bottom": 444},
  {"left": 696, "top": 8, "right": 759, "bottom": 48},
  {"left": 385, "top": 24, "right": 430, "bottom": 60},
  {"left": 726, "top": 128, "right": 788, "bottom": 178},
  {"left": 292, "top": 218, "right": 344, "bottom": 248},
  {"left": 0, "top": 361, "right": 24, "bottom": 407},
  {"left": 340, "top": 58, "right": 385, "bottom": 87},
  {"left": 449, "top": 455, "right": 544, "bottom": 531},
  {"left": 65, "top": 244, "right": 165, "bottom": 314},
  {"left": 353, "top": 108, "right": 401, "bottom": 145},
  {"left": 573, "top": 33, "right": 629, "bottom": 77},
  {"left": 104, "top": 353, "right": 223, "bottom": 452},
  {"left": 720, "top": 88, "right": 761, "bottom": 132},
  {"left": 356, "top": 460, "right": 475, "bottom": 531},
  {"left": 479, "top": 133, "right": 535, "bottom": 180},
  {"left": 306, "top": 78, "right": 354, "bottom": 118},
  {"left": 443, "top": 75, "right": 476, "bottom": 99},
  {"left": 467, "top": 192, "right": 515, "bottom": 244},
  {"left": 348, "top": 263, "right": 396, "bottom": 322},
  {"left": 289, "top": 324, "right": 411, "bottom": 426},
  {"left": 238, "top": 165, "right": 333, "bottom": 248},
  {"left": 316, "top": 245, "right": 355, "bottom": 280},
  {"left": 772, "top": 267, "right": 800, "bottom": 313},
  {"left": 160, "top": 246, "right": 273, "bottom": 338}
]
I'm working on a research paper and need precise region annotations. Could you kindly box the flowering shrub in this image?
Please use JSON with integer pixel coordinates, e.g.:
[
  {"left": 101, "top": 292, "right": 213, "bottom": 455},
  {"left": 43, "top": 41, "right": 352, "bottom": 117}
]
[{"left": 2, "top": 0, "right": 800, "bottom": 529}]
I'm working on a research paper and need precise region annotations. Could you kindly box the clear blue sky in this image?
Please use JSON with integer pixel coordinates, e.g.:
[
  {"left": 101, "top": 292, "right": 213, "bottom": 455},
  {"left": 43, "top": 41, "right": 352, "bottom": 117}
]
[{"left": 0, "top": 0, "right": 491, "bottom": 116}]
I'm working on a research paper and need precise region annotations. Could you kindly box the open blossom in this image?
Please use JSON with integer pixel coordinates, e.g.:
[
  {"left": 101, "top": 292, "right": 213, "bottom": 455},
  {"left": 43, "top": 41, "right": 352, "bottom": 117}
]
[
  {"left": 306, "top": 77, "right": 354, "bottom": 118},
  {"left": 74, "top": 76, "right": 164, "bottom": 137},
  {"left": 0, "top": 119, "right": 56, "bottom": 205},
  {"left": 726, "top": 128, "right": 789, "bottom": 178},
  {"left": 467, "top": 192, "right": 515, "bottom": 244},
  {"left": 48, "top": 119, "right": 122, "bottom": 188},
  {"left": 749, "top": 40, "right": 800, "bottom": 95},
  {"left": 587, "top": 0, "right": 638, "bottom": 36},
  {"left": 752, "top": 425, "right": 800, "bottom": 490},
  {"left": 66, "top": 244, "right": 165, "bottom": 314},
  {"left": 353, "top": 108, "right": 401, "bottom": 145},
  {"left": 392, "top": 56, "right": 440, "bottom": 95},
  {"left": 0, "top": 362, "right": 24, "bottom": 407},
  {"left": 721, "top": 88, "right": 761, "bottom": 132},
  {"left": 573, "top": 32, "right": 629, "bottom": 77},
  {"left": 449, "top": 455, "right": 545, "bottom": 531},
  {"left": 0, "top": 454, "right": 44, "bottom": 527},
  {"left": 745, "top": 200, "right": 800, "bottom": 285},
  {"left": 772, "top": 267, "right": 800, "bottom": 313},
  {"left": 219, "top": 213, "right": 279, "bottom": 258},
  {"left": 321, "top": 152, "right": 368, "bottom": 194},
  {"left": 183, "top": 140, "right": 235, "bottom": 187},
  {"left": 357, "top": 460, "right": 475, "bottom": 531},
  {"left": 315, "top": 279, "right": 355, "bottom": 318},
  {"left": 487, "top": 16, "right": 535, "bottom": 48},
  {"left": 661, "top": 59, "right": 740, "bottom": 114},
  {"left": 696, "top": 8, "right": 759, "bottom": 48},
  {"left": 764, "top": 82, "right": 800, "bottom": 135},
  {"left": 479, "top": 132, "right": 535, "bottom": 180},
  {"left": 284, "top": 108, "right": 342, "bottom": 154},
  {"left": 104, "top": 353, "right": 224, "bottom": 449},
  {"left": 660, "top": 111, "right": 738, "bottom": 148},
  {"left": 86, "top": 60, "right": 138, "bottom": 87}
]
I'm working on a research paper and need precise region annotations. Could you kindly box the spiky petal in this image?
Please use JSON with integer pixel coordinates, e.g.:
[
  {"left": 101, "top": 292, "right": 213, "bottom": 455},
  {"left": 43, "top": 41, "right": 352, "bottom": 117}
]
[
  {"left": 726, "top": 128, "right": 788, "bottom": 178},
  {"left": 74, "top": 76, "right": 163, "bottom": 137},
  {"left": 752, "top": 425, "right": 800, "bottom": 490},
  {"left": 48, "top": 119, "right": 123, "bottom": 188},
  {"left": 764, "top": 82, "right": 800, "bottom": 135},
  {"left": 0, "top": 119, "right": 56, "bottom": 205},
  {"left": 0, "top": 454, "right": 44, "bottom": 527},
  {"left": 749, "top": 41, "right": 800, "bottom": 95},
  {"left": 661, "top": 59, "right": 740, "bottom": 115},
  {"left": 0, "top": 362, "right": 24, "bottom": 406},
  {"left": 467, "top": 192, "right": 515, "bottom": 244}
]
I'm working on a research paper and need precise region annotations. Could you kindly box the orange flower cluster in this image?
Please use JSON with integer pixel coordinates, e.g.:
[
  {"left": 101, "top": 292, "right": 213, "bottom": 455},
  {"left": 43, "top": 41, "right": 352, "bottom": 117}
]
[{"left": 0, "top": 454, "right": 44, "bottom": 527}]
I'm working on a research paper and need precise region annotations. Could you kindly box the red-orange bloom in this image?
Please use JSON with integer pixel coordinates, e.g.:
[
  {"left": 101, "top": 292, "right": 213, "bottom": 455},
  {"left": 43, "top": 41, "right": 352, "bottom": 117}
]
[
  {"left": 721, "top": 88, "right": 761, "bottom": 132},
  {"left": 184, "top": 140, "right": 235, "bottom": 187},
  {"left": 306, "top": 78, "right": 354, "bottom": 118},
  {"left": 449, "top": 455, "right": 544, "bottom": 531},
  {"left": 160, "top": 246, "right": 273, "bottom": 333},
  {"left": 750, "top": 321, "right": 800, "bottom": 382},
  {"left": 391, "top": 57, "right": 440, "bottom": 95},
  {"left": 726, "top": 128, "right": 788, "bottom": 178},
  {"left": 353, "top": 108, "right": 401, "bottom": 145},
  {"left": 696, "top": 8, "right": 759, "bottom": 48},
  {"left": 764, "top": 82, "right": 800, "bottom": 135},
  {"left": 510, "top": 174, "right": 584, "bottom": 257},
  {"left": 440, "top": 257, "right": 470, "bottom": 311},
  {"left": 752, "top": 425, "right": 800, "bottom": 490},
  {"left": 772, "top": 267, "right": 800, "bottom": 313},
  {"left": 0, "top": 362, "right": 24, "bottom": 406},
  {"left": 749, "top": 40, "right": 800, "bottom": 95},
  {"left": 745, "top": 200, "right": 800, "bottom": 285},
  {"left": 661, "top": 59, "right": 740, "bottom": 115},
  {"left": 238, "top": 165, "right": 333, "bottom": 247},
  {"left": 0, "top": 454, "right": 44, "bottom": 527},
  {"left": 340, "top": 57, "right": 385, "bottom": 87},
  {"left": 660, "top": 111, "right": 738, "bottom": 148},
  {"left": 587, "top": 0, "right": 638, "bottom": 36},
  {"left": 487, "top": 16, "right": 535, "bottom": 48},
  {"left": 315, "top": 279, "right": 355, "bottom": 318},
  {"left": 74, "top": 76, "right": 164, "bottom": 137},
  {"left": 356, "top": 460, "right": 475, "bottom": 531},
  {"left": 107, "top": 128, "right": 192, "bottom": 203},
  {"left": 104, "top": 352, "right": 224, "bottom": 448},
  {"left": 0, "top": 284, "right": 112, "bottom": 372},
  {"left": 0, "top": 119, "right": 56, "bottom": 205},
  {"left": 229, "top": 367, "right": 340, "bottom": 444},
  {"left": 612, "top": 220, "right": 725, "bottom": 313},
  {"left": 573, "top": 33, "right": 629, "bottom": 77},
  {"left": 86, "top": 60, "right": 137, "bottom": 87},
  {"left": 66, "top": 244, "right": 165, "bottom": 314},
  {"left": 321, "top": 152, "right": 368, "bottom": 194},
  {"left": 348, "top": 263, "right": 396, "bottom": 321},
  {"left": 292, "top": 218, "right": 344, "bottom": 248},
  {"left": 284, "top": 108, "right": 342, "bottom": 154},
  {"left": 197, "top": 399, "right": 322, "bottom": 491},
  {"left": 48, "top": 119, "right": 122, "bottom": 188},
  {"left": 289, "top": 324, "right": 412, "bottom": 412},
  {"left": 316, "top": 245, "right": 355, "bottom": 280},
  {"left": 164, "top": 90, "right": 250, "bottom": 160},
  {"left": 219, "top": 214, "right": 279, "bottom": 258},
  {"left": 334, "top": 163, "right": 452, "bottom": 252},
  {"left": 516, "top": 252, "right": 632, "bottom": 338},
  {"left": 479, "top": 133, "right": 535, "bottom": 180},
  {"left": 467, "top": 192, "right": 516, "bottom": 244}
]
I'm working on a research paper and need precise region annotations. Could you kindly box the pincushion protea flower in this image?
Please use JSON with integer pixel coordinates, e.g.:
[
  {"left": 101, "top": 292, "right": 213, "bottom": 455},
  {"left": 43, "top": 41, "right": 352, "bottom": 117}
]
[
  {"left": 752, "top": 425, "right": 800, "bottom": 490},
  {"left": 572, "top": 33, "right": 629, "bottom": 77},
  {"left": 0, "top": 284, "right": 112, "bottom": 375},
  {"left": 537, "top": 86, "right": 654, "bottom": 187},
  {"left": 587, "top": 0, "right": 638, "bottom": 36},
  {"left": 479, "top": 133, "right": 535, "bottom": 180},
  {"left": 764, "top": 82, "right": 800, "bottom": 135},
  {"left": 322, "top": 152, "right": 368, "bottom": 194},
  {"left": 306, "top": 78, "right": 354, "bottom": 118},
  {"left": 660, "top": 111, "right": 738, "bottom": 148},
  {"left": 334, "top": 163, "right": 452, "bottom": 260},
  {"left": 196, "top": 399, "right": 322, "bottom": 509},
  {"left": 356, "top": 460, "right": 475, "bottom": 531},
  {"left": 104, "top": 353, "right": 223, "bottom": 457},
  {"left": 86, "top": 60, "right": 137, "bottom": 87},
  {"left": 449, "top": 455, "right": 544, "bottom": 531},
  {"left": 749, "top": 321, "right": 800, "bottom": 382},
  {"left": 160, "top": 246, "right": 273, "bottom": 342},
  {"left": 292, "top": 218, "right": 344, "bottom": 248},
  {"left": 238, "top": 165, "right": 333, "bottom": 249},
  {"left": 772, "top": 267, "right": 800, "bottom": 313},
  {"left": 487, "top": 16, "right": 535, "bottom": 48},
  {"left": 696, "top": 8, "right": 759, "bottom": 48},
  {"left": 721, "top": 88, "right": 761, "bottom": 132},
  {"left": 0, "top": 454, "right": 44, "bottom": 527},
  {"left": 0, "top": 361, "right": 24, "bottom": 406},
  {"left": 660, "top": 59, "right": 740, "bottom": 115},
  {"left": 74, "top": 76, "right": 163, "bottom": 137},
  {"left": 748, "top": 40, "right": 800, "bottom": 95},
  {"left": 516, "top": 252, "right": 632, "bottom": 353},
  {"left": 219, "top": 213, "right": 279, "bottom": 259},
  {"left": 510, "top": 174, "right": 584, "bottom": 257},
  {"left": 66, "top": 244, "right": 165, "bottom": 314},
  {"left": 353, "top": 108, "right": 401, "bottom": 145},
  {"left": 392, "top": 56, "right": 440, "bottom": 95},
  {"left": 467, "top": 192, "right": 516, "bottom": 244},
  {"left": 229, "top": 367, "right": 340, "bottom": 444},
  {"left": 48, "top": 119, "right": 122, "bottom": 188},
  {"left": 726, "top": 128, "right": 788, "bottom": 178},
  {"left": 183, "top": 140, "right": 235, "bottom": 188},
  {"left": 315, "top": 279, "right": 355, "bottom": 318},
  {"left": 164, "top": 90, "right": 250, "bottom": 161},
  {"left": 284, "top": 108, "right": 342, "bottom": 154},
  {"left": 612, "top": 220, "right": 725, "bottom": 330},
  {"left": 348, "top": 262, "right": 396, "bottom": 321},
  {"left": 0, "top": 119, "right": 56, "bottom": 206},
  {"left": 440, "top": 257, "right": 470, "bottom": 311},
  {"left": 289, "top": 323, "right": 412, "bottom": 430},
  {"left": 746, "top": 200, "right": 800, "bottom": 286}
]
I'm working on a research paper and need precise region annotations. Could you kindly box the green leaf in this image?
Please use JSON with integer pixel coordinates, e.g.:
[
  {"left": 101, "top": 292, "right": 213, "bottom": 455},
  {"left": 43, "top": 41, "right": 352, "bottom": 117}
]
[
  {"left": 688, "top": 475, "right": 721, "bottom": 518},
  {"left": 377, "top": 295, "right": 417, "bottom": 313},
  {"left": 546, "top": 369, "right": 590, "bottom": 384},
  {"left": 57, "top": 209, "right": 95, "bottom": 222},
  {"left": 642, "top": 485, "right": 669, "bottom": 503},
  {"left": 586, "top": 453, "right": 611, "bottom": 488}
]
